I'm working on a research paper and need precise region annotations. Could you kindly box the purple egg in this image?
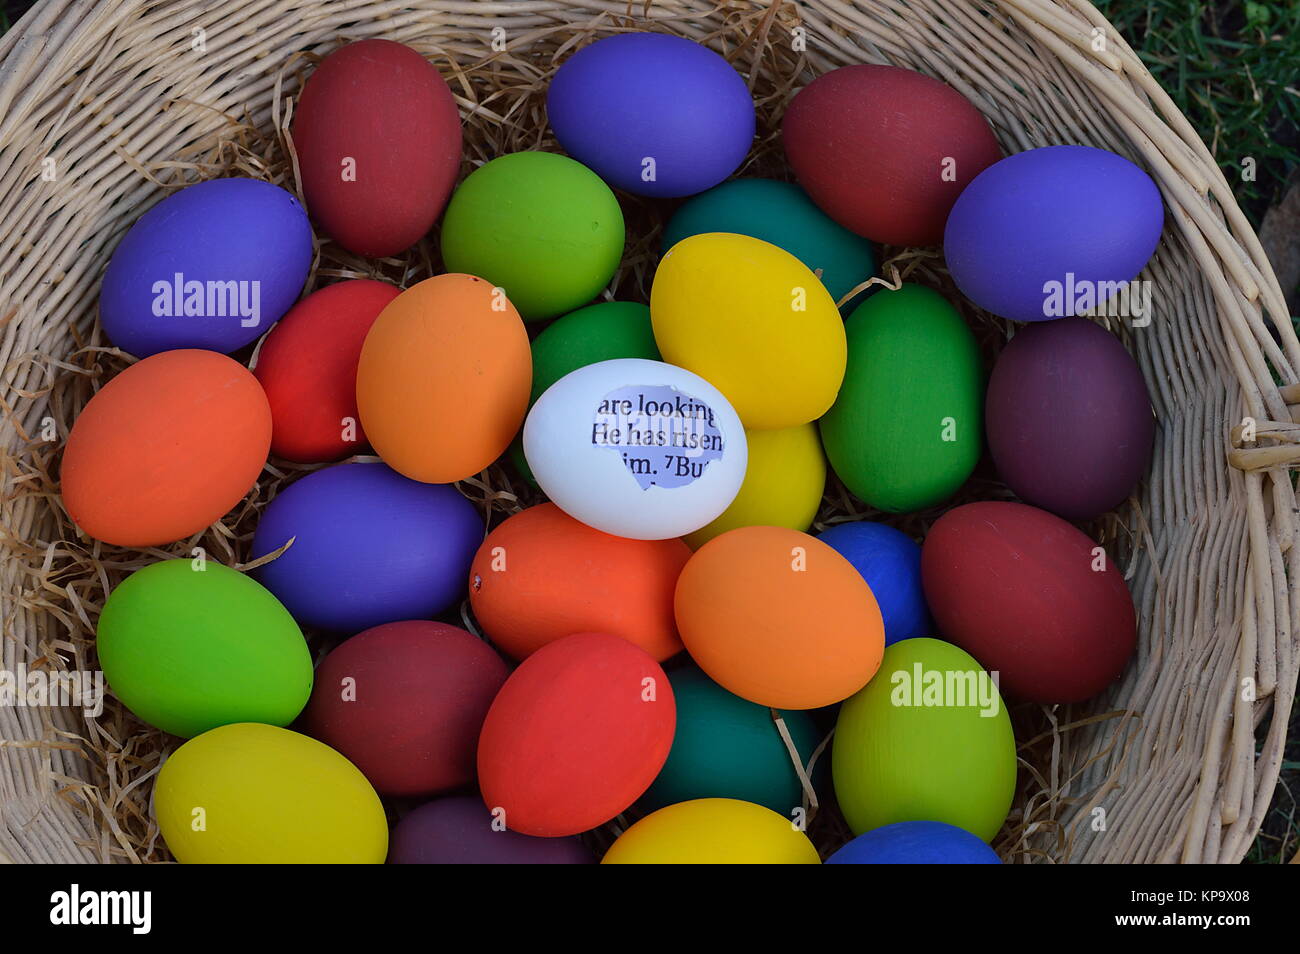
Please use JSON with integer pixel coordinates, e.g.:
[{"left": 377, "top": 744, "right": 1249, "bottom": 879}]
[
  {"left": 546, "top": 33, "right": 755, "bottom": 198},
  {"left": 943, "top": 145, "right": 1163, "bottom": 323},
  {"left": 250, "top": 462, "right": 483, "bottom": 632},
  {"left": 389, "top": 797, "right": 595, "bottom": 864},
  {"left": 986, "top": 317, "right": 1154, "bottom": 520},
  {"left": 100, "top": 178, "right": 313, "bottom": 357}
]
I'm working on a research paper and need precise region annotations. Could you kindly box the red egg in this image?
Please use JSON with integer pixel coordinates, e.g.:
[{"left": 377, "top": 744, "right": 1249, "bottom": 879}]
[
  {"left": 300, "top": 620, "right": 509, "bottom": 797},
  {"left": 921, "top": 502, "right": 1137, "bottom": 703},
  {"left": 477, "top": 632, "right": 675, "bottom": 837}
]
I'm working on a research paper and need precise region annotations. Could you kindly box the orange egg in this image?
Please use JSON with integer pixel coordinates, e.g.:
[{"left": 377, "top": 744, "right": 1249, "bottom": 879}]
[
  {"left": 356, "top": 274, "right": 531, "bottom": 483},
  {"left": 674, "top": 525, "right": 885, "bottom": 709},
  {"left": 61, "top": 350, "right": 271, "bottom": 547}
]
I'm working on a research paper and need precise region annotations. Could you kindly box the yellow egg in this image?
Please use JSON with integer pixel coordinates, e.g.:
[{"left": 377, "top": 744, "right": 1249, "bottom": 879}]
[
  {"left": 651, "top": 233, "right": 846, "bottom": 429},
  {"left": 601, "top": 798, "right": 821, "bottom": 864},
  {"left": 684, "top": 424, "right": 826, "bottom": 549},
  {"left": 155, "top": 723, "right": 387, "bottom": 863}
]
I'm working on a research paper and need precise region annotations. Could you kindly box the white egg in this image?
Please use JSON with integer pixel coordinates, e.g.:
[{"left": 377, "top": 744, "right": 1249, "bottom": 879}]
[{"left": 523, "top": 359, "right": 747, "bottom": 539}]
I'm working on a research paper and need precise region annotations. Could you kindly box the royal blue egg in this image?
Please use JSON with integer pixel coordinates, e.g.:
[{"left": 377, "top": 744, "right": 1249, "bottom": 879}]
[
  {"left": 817, "top": 522, "right": 930, "bottom": 646},
  {"left": 827, "top": 821, "right": 1001, "bottom": 864},
  {"left": 547, "top": 33, "right": 755, "bottom": 198},
  {"left": 100, "top": 178, "right": 313, "bottom": 357},
  {"left": 943, "top": 145, "right": 1163, "bottom": 323},
  {"left": 250, "top": 462, "right": 483, "bottom": 632}
]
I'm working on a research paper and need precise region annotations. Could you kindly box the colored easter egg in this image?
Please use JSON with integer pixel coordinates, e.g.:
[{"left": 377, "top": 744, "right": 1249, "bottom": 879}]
[
  {"left": 817, "top": 521, "right": 931, "bottom": 646},
  {"left": 389, "top": 797, "right": 594, "bottom": 864},
  {"left": 293, "top": 39, "right": 462, "bottom": 257},
  {"left": 253, "top": 279, "right": 400, "bottom": 463},
  {"left": 601, "top": 798, "right": 820, "bottom": 864},
  {"left": 155, "top": 723, "right": 387, "bottom": 863},
  {"left": 99, "top": 178, "right": 312, "bottom": 357},
  {"left": 674, "top": 526, "right": 885, "bottom": 709},
  {"left": 440, "top": 152, "right": 624, "bottom": 321},
  {"left": 921, "top": 501, "right": 1138, "bottom": 702},
  {"left": 61, "top": 349, "right": 271, "bottom": 547},
  {"left": 477, "top": 632, "right": 675, "bottom": 837},
  {"left": 250, "top": 462, "right": 483, "bottom": 632},
  {"left": 468, "top": 503, "right": 689, "bottom": 661},
  {"left": 522, "top": 358, "right": 747, "bottom": 539},
  {"left": 944, "top": 145, "right": 1164, "bottom": 322},
  {"left": 819, "top": 284, "right": 982, "bottom": 512},
  {"left": 986, "top": 317, "right": 1154, "bottom": 519},
  {"left": 827, "top": 821, "right": 1002, "bottom": 864},
  {"left": 833, "top": 637, "right": 1016, "bottom": 841},
  {"left": 651, "top": 233, "right": 846, "bottom": 429},
  {"left": 547, "top": 33, "right": 755, "bottom": 198},
  {"left": 356, "top": 273, "right": 531, "bottom": 482},
  {"left": 300, "top": 621, "right": 508, "bottom": 797},
  {"left": 782, "top": 65, "right": 1002, "bottom": 246}
]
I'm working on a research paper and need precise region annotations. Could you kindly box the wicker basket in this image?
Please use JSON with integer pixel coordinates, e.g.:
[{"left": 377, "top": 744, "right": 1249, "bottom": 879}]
[{"left": 0, "top": 0, "right": 1294, "bottom": 864}]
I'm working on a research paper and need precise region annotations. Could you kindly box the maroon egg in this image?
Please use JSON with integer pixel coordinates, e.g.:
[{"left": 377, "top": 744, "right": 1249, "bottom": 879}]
[
  {"left": 389, "top": 797, "right": 595, "bottom": 864},
  {"left": 986, "top": 317, "right": 1154, "bottom": 520},
  {"left": 300, "top": 620, "right": 508, "bottom": 797},
  {"left": 921, "top": 502, "right": 1137, "bottom": 703}
]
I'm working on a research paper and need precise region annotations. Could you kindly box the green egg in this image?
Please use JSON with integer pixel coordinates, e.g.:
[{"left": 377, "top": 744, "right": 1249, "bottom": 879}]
[
  {"left": 96, "top": 560, "right": 313, "bottom": 738},
  {"left": 819, "top": 284, "right": 982, "bottom": 512},
  {"left": 832, "top": 637, "right": 1016, "bottom": 841},
  {"left": 661, "top": 178, "right": 877, "bottom": 309},
  {"left": 441, "top": 151, "right": 625, "bottom": 321}
]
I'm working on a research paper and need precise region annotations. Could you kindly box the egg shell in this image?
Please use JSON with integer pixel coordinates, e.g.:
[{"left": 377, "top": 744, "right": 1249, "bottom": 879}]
[
  {"left": 253, "top": 279, "right": 400, "bottom": 463},
  {"left": 921, "top": 501, "right": 1138, "bottom": 702},
  {"left": 832, "top": 637, "right": 1016, "bottom": 841},
  {"left": 651, "top": 233, "right": 846, "bottom": 430},
  {"left": 674, "top": 526, "right": 885, "bottom": 709},
  {"left": 155, "top": 723, "right": 387, "bottom": 863},
  {"left": 96, "top": 560, "right": 312, "bottom": 738},
  {"left": 293, "top": 39, "right": 461, "bottom": 257},
  {"left": 356, "top": 273, "right": 531, "bottom": 483},
  {"left": 782, "top": 65, "right": 1002, "bottom": 246},
  {"left": 300, "top": 621, "right": 508, "bottom": 797},
  {"left": 601, "top": 798, "right": 820, "bottom": 864},
  {"left": 817, "top": 521, "right": 931, "bottom": 646},
  {"left": 640, "top": 666, "right": 823, "bottom": 816},
  {"left": 986, "top": 317, "right": 1154, "bottom": 519},
  {"left": 819, "top": 284, "right": 982, "bottom": 513},
  {"left": 944, "top": 145, "right": 1164, "bottom": 322},
  {"left": 468, "top": 503, "right": 689, "bottom": 661},
  {"left": 477, "top": 632, "right": 675, "bottom": 836},
  {"left": 683, "top": 423, "right": 826, "bottom": 549},
  {"left": 61, "top": 349, "right": 271, "bottom": 547},
  {"left": 440, "top": 152, "right": 624, "bottom": 321},
  {"left": 250, "top": 462, "right": 483, "bottom": 633},
  {"left": 99, "top": 178, "right": 312, "bottom": 357},
  {"left": 827, "top": 821, "right": 1002, "bottom": 864},
  {"left": 547, "top": 33, "right": 755, "bottom": 198},
  {"left": 522, "top": 358, "right": 747, "bottom": 539},
  {"left": 389, "top": 797, "right": 595, "bottom": 864}
]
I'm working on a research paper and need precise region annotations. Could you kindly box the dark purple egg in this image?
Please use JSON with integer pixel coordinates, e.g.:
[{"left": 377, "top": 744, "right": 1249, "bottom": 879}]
[
  {"left": 986, "top": 317, "right": 1154, "bottom": 519},
  {"left": 389, "top": 796, "right": 595, "bottom": 864}
]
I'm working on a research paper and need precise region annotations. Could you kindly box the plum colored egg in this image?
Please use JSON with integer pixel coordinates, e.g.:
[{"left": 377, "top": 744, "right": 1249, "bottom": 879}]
[
  {"left": 986, "top": 317, "right": 1154, "bottom": 519},
  {"left": 300, "top": 621, "right": 508, "bottom": 797},
  {"left": 921, "top": 501, "right": 1138, "bottom": 702},
  {"left": 356, "top": 273, "right": 531, "bottom": 483},
  {"left": 61, "top": 349, "right": 271, "bottom": 547},
  {"left": 817, "top": 522, "right": 931, "bottom": 646},
  {"left": 468, "top": 503, "right": 689, "bottom": 661},
  {"left": 782, "top": 65, "right": 1002, "bottom": 246},
  {"left": 547, "top": 33, "right": 755, "bottom": 198},
  {"left": 293, "top": 39, "right": 462, "bottom": 257},
  {"left": 389, "top": 797, "right": 595, "bottom": 864},
  {"left": 96, "top": 560, "right": 312, "bottom": 738},
  {"left": 601, "top": 798, "right": 820, "bottom": 864},
  {"left": 253, "top": 279, "right": 400, "bottom": 463},
  {"left": 827, "top": 821, "right": 1002, "bottom": 864},
  {"left": 156, "top": 723, "right": 387, "bottom": 863},
  {"left": 250, "top": 462, "right": 483, "bottom": 632},
  {"left": 944, "top": 145, "right": 1164, "bottom": 322},
  {"left": 99, "top": 178, "right": 312, "bottom": 357},
  {"left": 477, "top": 632, "right": 675, "bottom": 837}
]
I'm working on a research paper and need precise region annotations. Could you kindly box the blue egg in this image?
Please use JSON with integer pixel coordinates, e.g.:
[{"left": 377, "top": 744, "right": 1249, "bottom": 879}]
[
  {"left": 817, "top": 521, "right": 930, "bottom": 646},
  {"left": 100, "top": 178, "right": 313, "bottom": 357},
  {"left": 827, "top": 821, "right": 1001, "bottom": 864}
]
